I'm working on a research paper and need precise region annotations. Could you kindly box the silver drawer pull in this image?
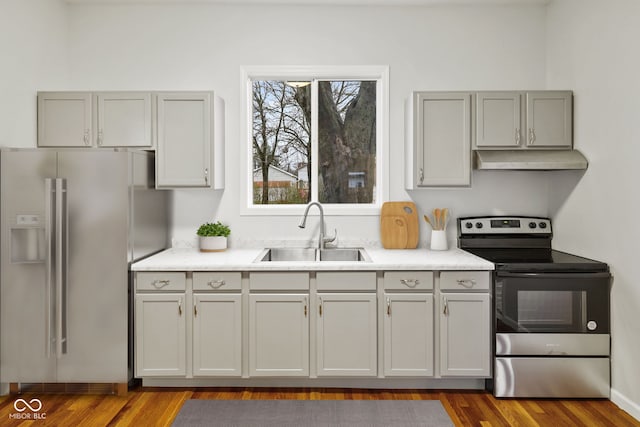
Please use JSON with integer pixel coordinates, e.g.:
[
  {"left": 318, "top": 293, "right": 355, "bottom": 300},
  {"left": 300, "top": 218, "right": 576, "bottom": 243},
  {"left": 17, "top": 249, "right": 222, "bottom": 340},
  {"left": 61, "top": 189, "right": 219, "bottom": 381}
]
[
  {"left": 400, "top": 279, "right": 420, "bottom": 288},
  {"left": 208, "top": 280, "right": 225, "bottom": 289},
  {"left": 152, "top": 279, "right": 170, "bottom": 289},
  {"left": 456, "top": 279, "right": 476, "bottom": 288}
]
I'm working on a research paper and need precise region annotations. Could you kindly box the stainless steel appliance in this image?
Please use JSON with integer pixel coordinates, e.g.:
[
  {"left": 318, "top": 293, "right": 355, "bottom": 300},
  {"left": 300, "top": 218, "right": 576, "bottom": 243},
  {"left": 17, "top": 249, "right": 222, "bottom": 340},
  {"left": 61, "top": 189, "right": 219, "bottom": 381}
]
[
  {"left": 1, "top": 148, "right": 168, "bottom": 391},
  {"left": 458, "top": 216, "right": 611, "bottom": 398}
]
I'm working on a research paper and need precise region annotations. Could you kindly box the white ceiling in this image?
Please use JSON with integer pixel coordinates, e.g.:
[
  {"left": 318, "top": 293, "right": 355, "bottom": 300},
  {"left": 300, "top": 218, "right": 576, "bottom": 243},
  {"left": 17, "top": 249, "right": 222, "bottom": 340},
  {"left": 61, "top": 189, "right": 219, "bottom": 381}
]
[{"left": 65, "top": 0, "right": 550, "bottom": 5}]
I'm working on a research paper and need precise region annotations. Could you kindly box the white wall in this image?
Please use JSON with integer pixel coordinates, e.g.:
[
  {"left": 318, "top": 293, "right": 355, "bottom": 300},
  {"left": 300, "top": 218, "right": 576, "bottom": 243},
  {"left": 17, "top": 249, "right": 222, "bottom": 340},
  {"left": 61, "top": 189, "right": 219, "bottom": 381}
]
[
  {"left": 64, "top": 3, "right": 556, "bottom": 247},
  {"left": 546, "top": 0, "right": 640, "bottom": 419},
  {"left": 0, "top": 0, "right": 68, "bottom": 148}
]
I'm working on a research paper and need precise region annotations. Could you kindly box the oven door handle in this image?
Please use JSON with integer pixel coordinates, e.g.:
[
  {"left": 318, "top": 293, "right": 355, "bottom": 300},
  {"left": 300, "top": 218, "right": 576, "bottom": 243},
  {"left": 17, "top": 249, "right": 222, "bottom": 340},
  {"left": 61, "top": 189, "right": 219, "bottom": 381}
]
[{"left": 496, "top": 272, "right": 611, "bottom": 280}]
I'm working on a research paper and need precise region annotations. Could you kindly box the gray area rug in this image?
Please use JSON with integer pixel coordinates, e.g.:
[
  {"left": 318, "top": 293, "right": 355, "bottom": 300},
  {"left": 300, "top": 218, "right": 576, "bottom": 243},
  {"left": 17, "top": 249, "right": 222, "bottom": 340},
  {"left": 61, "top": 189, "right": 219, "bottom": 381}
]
[{"left": 171, "top": 399, "right": 454, "bottom": 427}]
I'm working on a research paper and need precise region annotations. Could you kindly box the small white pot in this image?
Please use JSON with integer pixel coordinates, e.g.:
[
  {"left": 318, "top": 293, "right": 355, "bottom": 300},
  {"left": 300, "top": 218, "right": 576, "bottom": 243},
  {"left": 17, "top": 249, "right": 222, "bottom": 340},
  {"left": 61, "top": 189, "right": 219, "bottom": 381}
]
[
  {"left": 199, "top": 236, "right": 227, "bottom": 252},
  {"left": 430, "top": 230, "right": 448, "bottom": 251}
]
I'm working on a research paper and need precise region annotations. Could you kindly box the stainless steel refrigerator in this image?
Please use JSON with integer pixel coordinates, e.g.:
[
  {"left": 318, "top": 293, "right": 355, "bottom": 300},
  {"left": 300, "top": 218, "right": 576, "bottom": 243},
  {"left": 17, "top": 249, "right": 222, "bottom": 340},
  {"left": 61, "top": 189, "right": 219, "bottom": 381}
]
[{"left": 1, "top": 148, "right": 168, "bottom": 389}]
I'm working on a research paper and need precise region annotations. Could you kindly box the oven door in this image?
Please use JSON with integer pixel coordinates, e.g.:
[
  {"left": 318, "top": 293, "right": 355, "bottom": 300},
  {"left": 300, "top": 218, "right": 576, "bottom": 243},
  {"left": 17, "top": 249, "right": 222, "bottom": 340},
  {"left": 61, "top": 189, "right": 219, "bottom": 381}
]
[{"left": 495, "top": 271, "right": 610, "bottom": 334}]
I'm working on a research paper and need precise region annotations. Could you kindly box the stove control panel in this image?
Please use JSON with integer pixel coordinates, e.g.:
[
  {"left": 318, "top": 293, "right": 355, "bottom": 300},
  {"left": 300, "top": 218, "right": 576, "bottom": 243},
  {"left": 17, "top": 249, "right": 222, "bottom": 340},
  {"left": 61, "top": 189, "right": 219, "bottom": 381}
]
[{"left": 458, "top": 216, "right": 552, "bottom": 235}]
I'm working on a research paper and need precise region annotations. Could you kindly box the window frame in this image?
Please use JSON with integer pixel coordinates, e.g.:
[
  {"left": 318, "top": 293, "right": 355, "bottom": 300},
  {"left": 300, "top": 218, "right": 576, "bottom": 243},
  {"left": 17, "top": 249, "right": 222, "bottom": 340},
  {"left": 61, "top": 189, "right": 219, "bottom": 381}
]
[{"left": 240, "top": 65, "right": 389, "bottom": 216}]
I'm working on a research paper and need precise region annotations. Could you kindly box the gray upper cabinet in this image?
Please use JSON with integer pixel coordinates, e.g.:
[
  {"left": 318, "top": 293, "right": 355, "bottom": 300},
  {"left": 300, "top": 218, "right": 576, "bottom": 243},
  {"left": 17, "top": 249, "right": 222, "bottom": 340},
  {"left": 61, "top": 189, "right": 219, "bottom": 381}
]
[
  {"left": 38, "top": 91, "right": 152, "bottom": 148},
  {"left": 475, "top": 91, "right": 572, "bottom": 149},
  {"left": 95, "top": 92, "right": 152, "bottom": 148},
  {"left": 476, "top": 92, "right": 521, "bottom": 148},
  {"left": 155, "top": 92, "right": 225, "bottom": 189},
  {"left": 526, "top": 91, "right": 572, "bottom": 148},
  {"left": 405, "top": 92, "right": 472, "bottom": 188},
  {"left": 38, "top": 92, "right": 93, "bottom": 147}
]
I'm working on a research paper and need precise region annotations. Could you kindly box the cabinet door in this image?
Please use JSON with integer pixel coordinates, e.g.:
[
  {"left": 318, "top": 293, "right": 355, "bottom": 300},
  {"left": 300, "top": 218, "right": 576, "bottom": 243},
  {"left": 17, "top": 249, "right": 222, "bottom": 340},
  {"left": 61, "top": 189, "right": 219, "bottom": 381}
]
[
  {"left": 193, "top": 293, "right": 242, "bottom": 377},
  {"left": 316, "top": 293, "right": 377, "bottom": 376},
  {"left": 249, "top": 294, "right": 309, "bottom": 376},
  {"left": 476, "top": 92, "right": 522, "bottom": 148},
  {"left": 37, "top": 92, "right": 92, "bottom": 147},
  {"left": 439, "top": 292, "right": 491, "bottom": 377},
  {"left": 526, "top": 91, "right": 572, "bottom": 148},
  {"left": 383, "top": 293, "right": 434, "bottom": 377},
  {"left": 96, "top": 92, "right": 152, "bottom": 148},
  {"left": 156, "top": 92, "right": 212, "bottom": 188},
  {"left": 135, "top": 293, "right": 186, "bottom": 377},
  {"left": 415, "top": 92, "right": 471, "bottom": 186}
]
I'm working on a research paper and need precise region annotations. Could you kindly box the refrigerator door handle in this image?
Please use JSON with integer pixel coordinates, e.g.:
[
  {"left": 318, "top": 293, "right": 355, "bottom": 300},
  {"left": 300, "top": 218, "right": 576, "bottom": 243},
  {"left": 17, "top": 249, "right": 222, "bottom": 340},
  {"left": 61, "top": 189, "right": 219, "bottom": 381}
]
[
  {"left": 45, "top": 178, "right": 55, "bottom": 358},
  {"left": 55, "top": 178, "right": 68, "bottom": 357}
]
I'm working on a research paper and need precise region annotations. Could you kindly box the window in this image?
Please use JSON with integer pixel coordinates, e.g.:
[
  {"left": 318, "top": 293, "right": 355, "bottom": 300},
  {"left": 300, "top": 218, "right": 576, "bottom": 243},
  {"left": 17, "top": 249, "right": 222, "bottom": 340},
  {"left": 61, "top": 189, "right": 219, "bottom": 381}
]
[{"left": 242, "top": 66, "right": 389, "bottom": 215}]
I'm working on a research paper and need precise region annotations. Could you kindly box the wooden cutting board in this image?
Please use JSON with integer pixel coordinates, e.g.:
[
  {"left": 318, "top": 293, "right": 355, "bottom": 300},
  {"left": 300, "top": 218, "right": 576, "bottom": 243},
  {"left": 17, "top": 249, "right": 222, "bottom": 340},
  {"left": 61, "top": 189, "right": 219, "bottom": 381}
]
[{"left": 380, "top": 201, "right": 419, "bottom": 249}]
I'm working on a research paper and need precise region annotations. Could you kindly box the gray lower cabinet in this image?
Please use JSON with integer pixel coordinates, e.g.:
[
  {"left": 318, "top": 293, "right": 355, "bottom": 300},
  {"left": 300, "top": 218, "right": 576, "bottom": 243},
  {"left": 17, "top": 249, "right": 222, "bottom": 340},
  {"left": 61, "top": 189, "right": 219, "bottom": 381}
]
[
  {"left": 438, "top": 271, "right": 491, "bottom": 377},
  {"left": 405, "top": 92, "right": 472, "bottom": 188},
  {"left": 193, "top": 293, "right": 242, "bottom": 377},
  {"left": 248, "top": 294, "right": 310, "bottom": 376},
  {"left": 135, "top": 292, "right": 187, "bottom": 377},
  {"left": 383, "top": 293, "right": 434, "bottom": 376},
  {"left": 315, "top": 272, "right": 378, "bottom": 377},
  {"left": 248, "top": 272, "right": 310, "bottom": 376},
  {"left": 133, "top": 269, "right": 491, "bottom": 383},
  {"left": 383, "top": 271, "right": 434, "bottom": 377},
  {"left": 316, "top": 293, "right": 378, "bottom": 377},
  {"left": 192, "top": 272, "right": 242, "bottom": 377}
]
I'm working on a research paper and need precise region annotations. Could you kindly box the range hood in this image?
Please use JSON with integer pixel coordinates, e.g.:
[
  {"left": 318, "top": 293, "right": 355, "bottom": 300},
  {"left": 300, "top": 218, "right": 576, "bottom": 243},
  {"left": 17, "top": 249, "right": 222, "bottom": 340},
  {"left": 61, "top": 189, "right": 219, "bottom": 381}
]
[{"left": 474, "top": 149, "right": 588, "bottom": 170}]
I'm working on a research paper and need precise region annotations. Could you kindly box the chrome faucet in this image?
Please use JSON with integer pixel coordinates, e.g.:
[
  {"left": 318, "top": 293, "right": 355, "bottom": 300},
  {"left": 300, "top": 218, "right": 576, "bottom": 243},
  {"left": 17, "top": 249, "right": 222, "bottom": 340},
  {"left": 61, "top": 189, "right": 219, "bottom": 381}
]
[{"left": 298, "top": 202, "right": 337, "bottom": 249}]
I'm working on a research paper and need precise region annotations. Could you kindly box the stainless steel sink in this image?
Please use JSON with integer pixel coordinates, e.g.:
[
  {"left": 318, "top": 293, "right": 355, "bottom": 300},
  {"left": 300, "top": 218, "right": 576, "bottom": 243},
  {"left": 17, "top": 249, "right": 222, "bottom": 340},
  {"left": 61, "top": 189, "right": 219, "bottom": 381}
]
[
  {"left": 319, "top": 248, "right": 369, "bottom": 262},
  {"left": 255, "top": 247, "right": 369, "bottom": 263},
  {"left": 258, "top": 247, "right": 317, "bottom": 262}
]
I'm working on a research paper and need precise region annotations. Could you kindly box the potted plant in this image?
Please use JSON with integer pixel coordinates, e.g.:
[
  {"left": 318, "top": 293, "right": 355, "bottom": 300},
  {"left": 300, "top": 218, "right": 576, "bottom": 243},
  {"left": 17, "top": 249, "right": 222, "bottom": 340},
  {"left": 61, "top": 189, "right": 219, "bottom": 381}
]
[{"left": 197, "top": 221, "right": 231, "bottom": 252}]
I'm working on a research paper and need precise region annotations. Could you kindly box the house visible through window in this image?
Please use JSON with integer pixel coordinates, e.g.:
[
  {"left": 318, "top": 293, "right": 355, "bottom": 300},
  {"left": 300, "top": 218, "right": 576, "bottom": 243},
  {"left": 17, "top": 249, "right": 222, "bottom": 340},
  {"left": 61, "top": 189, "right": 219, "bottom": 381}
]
[{"left": 251, "top": 77, "right": 379, "bottom": 207}]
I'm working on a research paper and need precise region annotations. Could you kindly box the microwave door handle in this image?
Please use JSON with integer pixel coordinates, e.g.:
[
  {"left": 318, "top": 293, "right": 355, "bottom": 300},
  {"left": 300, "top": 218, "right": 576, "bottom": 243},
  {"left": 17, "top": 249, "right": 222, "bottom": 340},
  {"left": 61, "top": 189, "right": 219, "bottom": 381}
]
[{"left": 45, "top": 178, "right": 55, "bottom": 358}]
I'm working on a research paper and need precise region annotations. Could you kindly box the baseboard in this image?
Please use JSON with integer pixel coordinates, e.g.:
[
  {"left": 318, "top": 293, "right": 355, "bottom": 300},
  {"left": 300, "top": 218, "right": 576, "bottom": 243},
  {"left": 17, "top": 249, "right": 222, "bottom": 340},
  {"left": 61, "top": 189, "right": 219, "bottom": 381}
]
[{"left": 611, "top": 388, "right": 640, "bottom": 422}]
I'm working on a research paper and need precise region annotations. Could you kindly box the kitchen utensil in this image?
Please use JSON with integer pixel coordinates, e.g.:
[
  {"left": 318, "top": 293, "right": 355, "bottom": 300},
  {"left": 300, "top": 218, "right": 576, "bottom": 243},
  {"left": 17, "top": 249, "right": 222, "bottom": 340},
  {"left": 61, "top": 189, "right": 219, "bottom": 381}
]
[
  {"left": 381, "top": 201, "right": 419, "bottom": 249},
  {"left": 434, "top": 208, "right": 442, "bottom": 230}
]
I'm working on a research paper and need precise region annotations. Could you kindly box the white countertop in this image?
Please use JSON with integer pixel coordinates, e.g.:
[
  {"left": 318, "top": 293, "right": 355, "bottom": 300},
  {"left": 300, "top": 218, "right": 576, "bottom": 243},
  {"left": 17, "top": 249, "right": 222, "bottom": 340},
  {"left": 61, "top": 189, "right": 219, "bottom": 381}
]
[{"left": 131, "top": 247, "right": 494, "bottom": 271}]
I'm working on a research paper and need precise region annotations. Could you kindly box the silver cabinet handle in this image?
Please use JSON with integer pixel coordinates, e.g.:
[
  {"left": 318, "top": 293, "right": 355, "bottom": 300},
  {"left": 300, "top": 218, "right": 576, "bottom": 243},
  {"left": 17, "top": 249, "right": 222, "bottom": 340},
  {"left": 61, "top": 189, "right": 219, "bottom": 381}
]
[
  {"left": 97, "top": 129, "right": 104, "bottom": 146},
  {"left": 386, "top": 297, "right": 391, "bottom": 316},
  {"left": 419, "top": 168, "right": 424, "bottom": 184},
  {"left": 207, "top": 280, "right": 225, "bottom": 289},
  {"left": 83, "top": 129, "right": 90, "bottom": 146},
  {"left": 528, "top": 128, "right": 536, "bottom": 145},
  {"left": 204, "top": 168, "right": 209, "bottom": 185},
  {"left": 443, "top": 296, "right": 449, "bottom": 316},
  {"left": 152, "top": 280, "right": 170, "bottom": 289},
  {"left": 515, "top": 128, "right": 521, "bottom": 145},
  {"left": 304, "top": 297, "right": 308, "bottom": 318},
  {"left": 456, "top": 279, "right": 476, "bottom": 288},
  {"left": 178, "top": 298, "right": 183, "bottom": 316},
  {"left": 400, "top": 279, "right": 419, "bottom": 288},
  {"left": 194, "top": 301, "right": 198, "bottom": 317},
  {"left": 318, "top": 297, "right": 323, "bottom": 317}
]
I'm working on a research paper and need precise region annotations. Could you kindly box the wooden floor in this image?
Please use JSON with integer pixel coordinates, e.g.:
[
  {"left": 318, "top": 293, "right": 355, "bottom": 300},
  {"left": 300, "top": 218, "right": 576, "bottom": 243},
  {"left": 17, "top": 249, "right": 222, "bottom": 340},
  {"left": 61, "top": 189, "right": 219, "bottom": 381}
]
[{"left": 1, "top": 386, "right": 638, "bottom": 426}]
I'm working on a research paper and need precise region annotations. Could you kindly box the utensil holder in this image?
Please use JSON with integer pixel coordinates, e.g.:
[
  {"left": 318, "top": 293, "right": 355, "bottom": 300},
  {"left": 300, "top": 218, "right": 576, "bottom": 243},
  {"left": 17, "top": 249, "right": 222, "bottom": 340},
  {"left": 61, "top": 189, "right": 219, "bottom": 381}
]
[{"left": 430, "top": 230, "right": 448, "bottom": 251}]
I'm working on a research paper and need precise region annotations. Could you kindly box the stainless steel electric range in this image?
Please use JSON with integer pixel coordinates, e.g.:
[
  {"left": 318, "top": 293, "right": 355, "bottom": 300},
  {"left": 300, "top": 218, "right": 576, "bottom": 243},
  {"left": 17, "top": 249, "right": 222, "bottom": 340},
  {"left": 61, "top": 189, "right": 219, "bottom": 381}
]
[{"left": 458, "top": 216, "right": 611, "bottom": 398}]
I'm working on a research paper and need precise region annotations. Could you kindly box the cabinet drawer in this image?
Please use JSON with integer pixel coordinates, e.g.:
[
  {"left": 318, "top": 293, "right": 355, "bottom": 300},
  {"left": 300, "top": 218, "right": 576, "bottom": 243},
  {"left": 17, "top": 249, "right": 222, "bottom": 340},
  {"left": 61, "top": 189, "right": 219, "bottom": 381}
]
[
  {"left": 193, "top": 272, "right": 241, "bottom": 291},
  {"left": 250, "top": 272, "right": 309, "bottom": 291},
  {"left": 316, "top": 272, "right": 376, "bottom": 291},
  {"left": 136, "top": 272, "right": 186, "bottom": 291},
  {"left": 384, "top": 271, "right": 433, "bottom": 291},
  {"left": 440, "top": 271, "right": 490, "bottom": 291}
]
